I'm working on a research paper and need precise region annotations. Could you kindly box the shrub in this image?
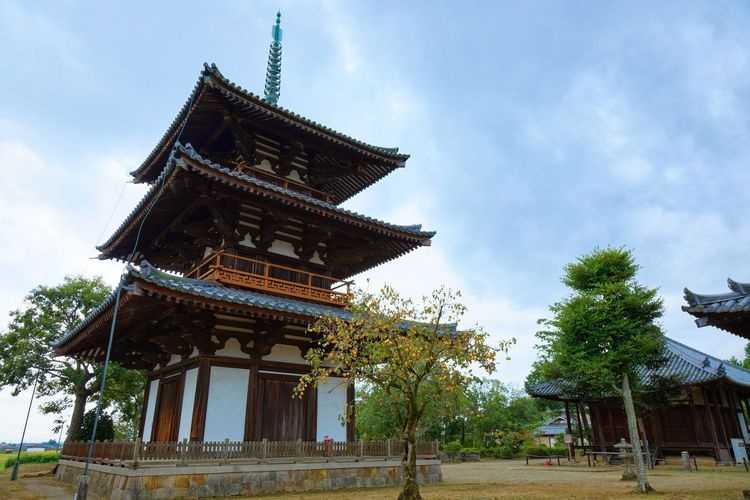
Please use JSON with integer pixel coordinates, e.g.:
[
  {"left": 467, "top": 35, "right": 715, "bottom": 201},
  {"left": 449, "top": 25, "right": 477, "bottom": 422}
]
[
  {"left": 442, "top": 441, "right": 463, "bottom": 453},
  {"left": 497, "top": 445, "right": 515, "bottom": 459},
  {"left": 3, "top": 451, "right": 60, "bottom": 469},
  {"left": 522, "top": 444, "right": 568, "bottom": 456}
]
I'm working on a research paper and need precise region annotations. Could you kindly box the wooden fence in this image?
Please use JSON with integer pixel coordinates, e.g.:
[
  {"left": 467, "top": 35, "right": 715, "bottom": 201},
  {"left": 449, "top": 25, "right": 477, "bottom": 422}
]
[{"left": 60, "top": 438, "right": 439, "bottom": 469}]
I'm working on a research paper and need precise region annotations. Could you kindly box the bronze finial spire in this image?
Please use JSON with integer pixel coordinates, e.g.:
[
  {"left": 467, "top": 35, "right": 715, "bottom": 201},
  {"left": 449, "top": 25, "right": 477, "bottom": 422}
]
[{"left": 264, "top": 11, "right": 283, "bottom": 105}]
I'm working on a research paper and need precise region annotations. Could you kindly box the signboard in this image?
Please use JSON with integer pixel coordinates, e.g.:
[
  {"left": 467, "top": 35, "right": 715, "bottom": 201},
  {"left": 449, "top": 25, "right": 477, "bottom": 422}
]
[
  {"left": 564, "top": 433, "right": 573, "bottom": 444},
  {"left": 730, "top": 438, "right": 748, "bottom": 464}
]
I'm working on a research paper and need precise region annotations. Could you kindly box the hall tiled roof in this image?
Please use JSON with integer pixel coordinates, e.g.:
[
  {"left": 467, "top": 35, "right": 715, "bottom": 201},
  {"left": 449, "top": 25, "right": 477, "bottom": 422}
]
[
  {"left": 53, "top": 261, "right": 352, "bottom": 350},
  {"left": 98, "top": 143, "right": 434, "bottom": 257},
  {"left": 683, "top": 279, "right": 750, "bottom": 339},
  {"left": 527, "top": 337, "right": 750, "bottom": 401}
]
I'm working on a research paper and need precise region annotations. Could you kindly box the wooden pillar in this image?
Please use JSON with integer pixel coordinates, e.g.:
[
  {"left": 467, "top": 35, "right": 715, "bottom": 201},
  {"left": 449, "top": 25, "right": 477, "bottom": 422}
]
[
  {"left": 703, "top": 387, "right": 722, "bottom": 459},
  {"left": 244, "top": 364, "right": 260, "bottom": 441},
  {"left": 138, "top": 377, "right": 153, "bottom": 440},
  {"left": 150, "top": 372, "right": 166, "bottom": 442},
  {"left": 713, "top": 387, "right": 730, "bottom": 448},
  {"left": 593, "top": 404, "right": 607, "bottom": 452},
  {"left": 575, "top": 403, "right": 585, "bottom": 450},
  {"left": 172, "top": 367, "right": 187, "bottom": 441},
  {"left": 346, "top": 384, "right": 355, "bottom": 442},
  {"left": 651, "top": 408, "right": 664, "bottom": 449},
  {"left": 581, "top": 403, "right": 593, "bottom": 447},
  {"left": 689, "top": 397, "right": 702, "bottom": 446},
  {"left": 190, "top": 358, "right": 211, "bottom": 442},
  {"left": 728, "top": 388, "right": 741, "bottom": 437},
  {"left": 564, "top": 401, "right": 573, "bottom": 433}
]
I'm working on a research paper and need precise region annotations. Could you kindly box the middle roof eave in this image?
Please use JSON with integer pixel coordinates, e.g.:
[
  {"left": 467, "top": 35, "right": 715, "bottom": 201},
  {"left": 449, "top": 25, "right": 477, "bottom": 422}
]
[{"left": 98, "top": 144, "right": 434, "bottom": 263}]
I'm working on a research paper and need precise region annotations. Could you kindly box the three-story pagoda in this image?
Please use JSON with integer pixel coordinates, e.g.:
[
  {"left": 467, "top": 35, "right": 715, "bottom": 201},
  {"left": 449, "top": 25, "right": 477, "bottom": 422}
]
[{"left": 54, "top": 24, "right": 434, "bottom": 443}]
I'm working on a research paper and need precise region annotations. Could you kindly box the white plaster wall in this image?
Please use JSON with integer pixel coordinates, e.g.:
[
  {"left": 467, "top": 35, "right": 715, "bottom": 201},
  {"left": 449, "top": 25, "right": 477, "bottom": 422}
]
[
  {"left": 256, "top": 159, "right": 274, "bottom": 172},
  {"left": 239, "top": 232, "right": 256, "bottom": 248},
  {"left": 262, "top": 344, "right": 304, "bottom": 363},
  {"left": 142, "top": 379, "right": 160, "bottom": 442},
  {"left": 203, "top": 367, "right": 249, "bottom": 441},
  {"left": 269, "top": 239, "right": 296, "bottom": 258},
  {"left": 178, "top": 368, "right": 198, "bottom": 441},
  {"left": 310, "top": 251, "right": 324, "bottom": 265},
  {"left": 316, "top": 377, "right": 348, "bottom": 441},
  {"left": 166, "top": 354, "right": 181, "bottom": 366},
  {"left": 214, "top": 338, "right": 248, "bottom": 359},
  {"left": 288, "top": 170, "right": 302, "bottom": 182}
]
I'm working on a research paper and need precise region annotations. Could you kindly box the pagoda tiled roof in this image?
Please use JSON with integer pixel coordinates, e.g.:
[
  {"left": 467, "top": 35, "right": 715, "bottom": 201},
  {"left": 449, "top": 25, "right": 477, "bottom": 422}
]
[
  {"left": 527, "top": 337, "right": 750, "bottom": 401},
  {"left": 53, "top": 261, "right": 352, "bottom": 350},
  {"left": 132, "top": 64, "right": 408, "bottom": 202},
  {"left": 98, "top": 143, "right": 434, "bottom": 266},
  {"left": 682, "top": 279, "right": 750, "bottom": 339},
  {"left": 54, "top": 261, "right": 457, "bottom": 353}
]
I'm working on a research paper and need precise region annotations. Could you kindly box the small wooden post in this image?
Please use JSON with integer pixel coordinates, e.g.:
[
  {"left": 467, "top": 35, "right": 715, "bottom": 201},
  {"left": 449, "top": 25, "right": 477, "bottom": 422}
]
[
  {"left": 358, "top": 439, "right": 364, "bottom": 459},
  {"left": 386, "top": 439, "right": 392, "bottom": 458},
  {"left": 179, "top": 438, "right": 188, "bottom": 467},
  {"left": 296, "top": 438, "right": 302, "bottom": 459},
  {"left": 262, "top": 438, "right": 268, "bottom": 461},
  {"left": 132, "top": 438, "right": 141, "bottom": 469},
  {"left": 222, "top": 438, "right": 230, "bottom": 460}
]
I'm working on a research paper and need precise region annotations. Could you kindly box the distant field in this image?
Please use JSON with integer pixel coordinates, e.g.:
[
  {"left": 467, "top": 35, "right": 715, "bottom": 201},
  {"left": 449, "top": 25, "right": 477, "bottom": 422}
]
[{"left": 0, "top": 452, "right": 59, "bottom": 470}]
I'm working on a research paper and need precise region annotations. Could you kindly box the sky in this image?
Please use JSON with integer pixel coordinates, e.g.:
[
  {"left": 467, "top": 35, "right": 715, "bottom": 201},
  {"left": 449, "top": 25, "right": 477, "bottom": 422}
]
[{"left": 1, "top": 0, "right": 749, "bottom": 442}]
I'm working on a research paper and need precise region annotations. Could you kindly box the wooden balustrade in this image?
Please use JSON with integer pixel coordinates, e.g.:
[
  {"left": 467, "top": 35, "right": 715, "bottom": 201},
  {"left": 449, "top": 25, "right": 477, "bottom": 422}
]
[
  {"left": 186, "top": 250, "right": 352, "bottom": 305},
  {"left": 60, "top": 438, "right": 440, "bottom": 469}
]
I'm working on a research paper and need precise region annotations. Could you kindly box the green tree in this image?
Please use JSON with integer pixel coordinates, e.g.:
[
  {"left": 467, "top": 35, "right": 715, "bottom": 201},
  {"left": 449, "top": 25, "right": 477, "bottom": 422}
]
[
  {"left": 728, "top": 342, "right": 750, "bottom": 370},
  {"left": 74, "top": 409, "right": 115, "bottom": 442},
  {"left": 298, "top": 286, "right": 512, "bottom": 500},
  {"left": 0, "top": 276, "right": 145, "bottom": 442},
  {"left": 536, "top": 248, "right": 666, "bottom": 493},
  {"left": 355, "top": 384, "right": 400, "bottom": 440}
]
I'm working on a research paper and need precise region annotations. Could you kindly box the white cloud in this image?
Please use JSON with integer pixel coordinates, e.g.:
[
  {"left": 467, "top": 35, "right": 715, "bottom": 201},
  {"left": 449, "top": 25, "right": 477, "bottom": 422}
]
[{"left": 0, "top": 2, "right": 87, "bottom": 76}]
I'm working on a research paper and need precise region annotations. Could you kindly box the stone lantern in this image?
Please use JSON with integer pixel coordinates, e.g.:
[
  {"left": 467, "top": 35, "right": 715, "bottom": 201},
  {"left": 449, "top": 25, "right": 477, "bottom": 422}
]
[{"left": 614, "top": 438, "right": 635, "bottom": 481}]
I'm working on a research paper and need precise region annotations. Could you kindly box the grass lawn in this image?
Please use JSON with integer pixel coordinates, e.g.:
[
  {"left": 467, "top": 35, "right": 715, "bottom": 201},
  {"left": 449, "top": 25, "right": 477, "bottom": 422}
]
[
  {"left": 1, "top": 458, "right": 748, "bottom": 499},
  {"left": 263, "top": 460, "right": 750, "bottom": 499}
]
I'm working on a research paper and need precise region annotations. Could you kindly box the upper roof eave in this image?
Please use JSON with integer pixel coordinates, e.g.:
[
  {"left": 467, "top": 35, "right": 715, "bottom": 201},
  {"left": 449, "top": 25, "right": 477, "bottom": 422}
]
[{"left": 131, "top": 63, "right": 409, "bottom": 183}]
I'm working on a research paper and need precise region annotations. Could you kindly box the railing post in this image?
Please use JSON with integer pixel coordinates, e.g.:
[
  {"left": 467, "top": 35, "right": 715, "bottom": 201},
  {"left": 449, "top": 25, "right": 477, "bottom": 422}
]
[
  {"left": 434, "top": 439, "right": 439, "bottom": 457},
  {"left": 296, "top": 438, "right": 302, "bottom": 460},
  {"left": 222, "top": 438, "right": 229, "bottom": 460},
  {"left": 386, "top": 439, "right": 392, "bottom": 458},
  {"left": 179, "top": 438, "right": 188, "bottom": 467},
  {"left": 262, "top": 438, "right": 268, "bottom": 462},
  {"left": 358, "top": 439, "right": 364, "bottom": 459},
  {"left": 132, "top": 438, "right": 141, "bottom": 469}
]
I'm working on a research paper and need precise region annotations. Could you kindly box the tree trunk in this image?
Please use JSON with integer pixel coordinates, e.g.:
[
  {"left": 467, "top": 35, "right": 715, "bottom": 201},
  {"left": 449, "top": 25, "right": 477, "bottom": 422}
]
[
  {"left": 621, "top": 370, "right": 652, "bottom": 493},
  {"left": 398, "top": 423, "right": 422, "bottom": 500},
  {"left": 66, "top": 389, "right": 87, "bottom": 442}
]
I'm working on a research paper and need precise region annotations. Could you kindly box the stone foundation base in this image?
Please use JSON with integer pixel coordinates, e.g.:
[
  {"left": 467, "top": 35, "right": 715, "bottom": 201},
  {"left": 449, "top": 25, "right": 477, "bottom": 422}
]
[{"left": 56, "top": 459, "right": 442, "bottom": 499}]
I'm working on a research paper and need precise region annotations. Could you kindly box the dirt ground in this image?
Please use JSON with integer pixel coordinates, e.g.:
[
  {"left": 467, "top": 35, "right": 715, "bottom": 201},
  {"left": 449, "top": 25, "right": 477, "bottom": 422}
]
[{"left": 2, "top": 460, "right": 749, "bottom": 499}]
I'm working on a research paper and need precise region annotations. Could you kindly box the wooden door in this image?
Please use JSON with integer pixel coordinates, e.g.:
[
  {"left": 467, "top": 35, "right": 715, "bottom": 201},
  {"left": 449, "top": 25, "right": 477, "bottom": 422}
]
[
  {"left": 152, "top": 379, "right": 180, "bottom": 442},
  {"left": 254, "top": 374, "right": 316, "bottom": 441}
]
